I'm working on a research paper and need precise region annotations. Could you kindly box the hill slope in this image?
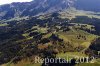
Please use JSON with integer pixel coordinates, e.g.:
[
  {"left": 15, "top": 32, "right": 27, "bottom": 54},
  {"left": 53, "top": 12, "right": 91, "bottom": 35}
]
[{"left": 0, "top": 0, "right": 100, "bottom": 20}]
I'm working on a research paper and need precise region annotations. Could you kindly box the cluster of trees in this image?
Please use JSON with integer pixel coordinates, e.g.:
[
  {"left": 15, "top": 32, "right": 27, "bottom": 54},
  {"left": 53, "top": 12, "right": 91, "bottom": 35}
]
[
  {"left": 77, "top": 34, "right": 86, "bottom": 40},
  {"left": 0, "top": 13, "right": 100, "bottom": 65},
  {"left": 70, "top": 16, "right": 100, "bottom": 36}
]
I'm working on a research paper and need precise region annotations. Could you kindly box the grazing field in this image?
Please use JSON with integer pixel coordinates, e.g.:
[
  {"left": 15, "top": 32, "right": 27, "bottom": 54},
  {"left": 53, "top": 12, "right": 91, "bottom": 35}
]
[{"left": 57, "top": 30, "right": 97, "bottom": 48}]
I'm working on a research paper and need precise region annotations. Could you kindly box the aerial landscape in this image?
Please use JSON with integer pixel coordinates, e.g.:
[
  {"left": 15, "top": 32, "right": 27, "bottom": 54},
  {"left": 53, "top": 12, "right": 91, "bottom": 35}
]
[{"left": 0, "top": 0, "right": 100, "bottom": 66}]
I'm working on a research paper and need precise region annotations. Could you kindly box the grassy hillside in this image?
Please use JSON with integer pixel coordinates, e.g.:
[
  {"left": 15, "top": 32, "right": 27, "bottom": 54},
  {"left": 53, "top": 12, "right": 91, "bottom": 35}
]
[{"left": 0, "top": 12, "right": 100, "bottom": 66}]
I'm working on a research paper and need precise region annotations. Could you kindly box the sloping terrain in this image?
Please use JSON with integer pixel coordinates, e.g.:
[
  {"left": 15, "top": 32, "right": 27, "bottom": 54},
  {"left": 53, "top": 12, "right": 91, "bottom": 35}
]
[
  {"left": 0, "top": 0, "right": 100, "bottom": 66},
  {"left": 0, "top": 0, "right": 100, "bottom": 20},
  {"left": 0, "top": 12, "right": 100, "bottom": 66}
]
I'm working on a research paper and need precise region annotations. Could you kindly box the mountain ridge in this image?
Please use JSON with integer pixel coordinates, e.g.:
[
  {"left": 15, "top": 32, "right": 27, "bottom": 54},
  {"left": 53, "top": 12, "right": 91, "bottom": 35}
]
[{"left": 0, "top": 0, "right": 100, "bottom": 20}]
